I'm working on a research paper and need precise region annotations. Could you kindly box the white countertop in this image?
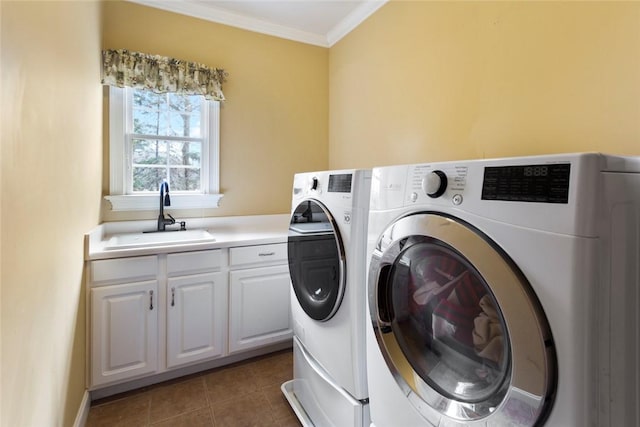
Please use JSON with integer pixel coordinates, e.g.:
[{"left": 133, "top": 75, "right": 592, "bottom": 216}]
[{"left": 85, "top": 214, "right": 290, "bottom": 260}]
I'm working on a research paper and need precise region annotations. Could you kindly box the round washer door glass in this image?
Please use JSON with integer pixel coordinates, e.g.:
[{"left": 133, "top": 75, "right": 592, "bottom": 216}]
[
  {"left": 288, "top": 200, "right": 346, "bottom": 321},
  {"left": 369, "top": 213, "right": 555, "bottom": 425},
  {"left": 388, "top": 242, "right": 510, "bottom": 402}
]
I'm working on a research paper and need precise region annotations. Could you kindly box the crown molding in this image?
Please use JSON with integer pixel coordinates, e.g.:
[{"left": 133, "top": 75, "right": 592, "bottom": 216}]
[
  {"left": 127, "top": 0, "right": 388, "bottom": 48},
  {"left": 327, "top": 1, "right": 387, "bottom": 46}
]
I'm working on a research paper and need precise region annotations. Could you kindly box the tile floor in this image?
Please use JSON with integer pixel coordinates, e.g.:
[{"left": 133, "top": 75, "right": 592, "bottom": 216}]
[{"left": 86, "top": 349, "right": 302, "bottom": 427}]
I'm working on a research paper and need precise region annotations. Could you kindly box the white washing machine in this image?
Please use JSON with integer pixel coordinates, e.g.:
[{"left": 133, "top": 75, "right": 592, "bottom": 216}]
[
  {"left": 365, "top": 153, "right": 640, "bottom": 427},
  {"left": 282, "top": 169, "right": 372, "bottom": 427}
]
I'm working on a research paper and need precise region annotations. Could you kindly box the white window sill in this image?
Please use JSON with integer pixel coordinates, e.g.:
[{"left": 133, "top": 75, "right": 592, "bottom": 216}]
[{"left": 105, "top": 194, "right": 224, "bottom": 211}]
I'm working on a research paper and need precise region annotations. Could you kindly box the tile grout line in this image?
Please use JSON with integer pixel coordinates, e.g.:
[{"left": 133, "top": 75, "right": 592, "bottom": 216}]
[
  {"left": 203, "top": 373, "right": 218, "bottom": 426},
  {"left": 147, "top": 389, "right": 152, "bottom": 426}
]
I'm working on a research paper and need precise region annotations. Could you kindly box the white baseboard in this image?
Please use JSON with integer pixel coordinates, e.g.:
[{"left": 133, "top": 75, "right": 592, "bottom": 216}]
[{"left": 73, "top": 390, "right": 91, "bottom": 427}]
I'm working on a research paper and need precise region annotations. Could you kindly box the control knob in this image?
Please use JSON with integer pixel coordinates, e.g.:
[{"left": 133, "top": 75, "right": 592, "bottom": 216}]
[
  {"left": 310, "top": 177, "right": 319, "bottom": 191},
  {"left": 422, "top": 170, "right": 448, "bottom": 198}
]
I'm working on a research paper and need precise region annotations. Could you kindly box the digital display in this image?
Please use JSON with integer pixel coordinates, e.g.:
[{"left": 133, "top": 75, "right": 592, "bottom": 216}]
[
  {"left": 523, "top": 166, "right": 549, "bottom": 177},
  {"left": 328, "top": 174, "right": 353, "bottom": 193},
  {"left": 481, "top": 163, "right": 570, "bottom": 203}
]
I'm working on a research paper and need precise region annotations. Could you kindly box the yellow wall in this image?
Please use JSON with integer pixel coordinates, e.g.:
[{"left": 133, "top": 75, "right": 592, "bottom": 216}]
[
  {"left": 329, "top": 1, "right": 640, "bottom": 169},
  {"left": 1, "top": 1, "right": 102, "bottom": 426},
  {"left": 102, "top": 1, "right": 329, "bottom": 221}
]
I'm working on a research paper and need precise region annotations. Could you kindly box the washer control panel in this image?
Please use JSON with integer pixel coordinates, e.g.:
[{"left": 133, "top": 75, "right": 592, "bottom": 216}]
[
  {"left": 481, "top": 163, "right": 570, "bottom": 203},
  {"left": 408, "top": 164, "right": 468, "bottom": 206}
]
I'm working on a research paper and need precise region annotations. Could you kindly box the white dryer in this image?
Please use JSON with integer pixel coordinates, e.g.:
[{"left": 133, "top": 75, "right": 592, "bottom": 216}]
[
  {"left": 282, "top": 169, "right": 372, "bottom": 427},
  {"left": 365, "top": 153, "right": 640, "bottom": 427}
]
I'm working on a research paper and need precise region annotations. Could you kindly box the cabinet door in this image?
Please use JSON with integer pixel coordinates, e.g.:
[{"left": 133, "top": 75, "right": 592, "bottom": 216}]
[
  {"left": 229, "top": 264, "right": 293, "bottom": 353},
  {"left": 167, "top": 272, "right": 227, "bottom": 368},
  {"left": 91, "top": 280, "right": 158, "bottom": 387}
]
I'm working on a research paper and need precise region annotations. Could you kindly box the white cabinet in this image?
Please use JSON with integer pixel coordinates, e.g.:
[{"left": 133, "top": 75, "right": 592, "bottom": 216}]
[
  {"left": 89, "top": 255, "right": 159, "bottom": 387},
  {"left": 229, "top": 243, "right": 293, "bottom": 353},
  {"left": 88, "top": 241, "right": 292, "bottom": 391},
  {"left": 167, "top": 273, "right": 226, "bottom": 368},
  {"left": 166, "top": 250, "right": 226, "bottom": 368},
  {"left": 89, "top": 250, "right": 226, "bottom": 387}
]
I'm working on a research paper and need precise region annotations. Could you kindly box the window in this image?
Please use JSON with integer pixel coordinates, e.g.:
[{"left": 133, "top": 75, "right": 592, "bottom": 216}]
[{"left": 106, "top": 86, "right": 222, "bottom": 211}]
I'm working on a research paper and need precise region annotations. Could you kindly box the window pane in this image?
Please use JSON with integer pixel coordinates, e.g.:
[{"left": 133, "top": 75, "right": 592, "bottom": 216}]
[
  {"left": 133, "top": 167, "right": 166, "bottom": 192},
  {"left": 132, "top": 139, "right": 167, "bottom": 165},
  {"left": 168, "top": 141, "right": 201, "bottom": 167},
  {"left": 168, "top": 112, "right": 202, "bottom": 137},
  {"left": 133, "top": 90, "right": 169, "bottom": 135},
  {"left": 168, "top": 93, "right": 203, "bottom": 137},
  {"left": 133, "top": 90, "right": 204, "bottom": 137},
  {"left": 170, "top": 168, "right": 201, "bottom": 191},
  {"left": 188, "top": 112, "right": 201, "bottom": 138},
  {"left": 168, "top": 93, "right": 202, "bottom": 110},
  {"left": 133, "top": 90, "right": 167, "bottom": 111},
  {"left": 133, "top": 110, "right": 168, "bottom": 135}
]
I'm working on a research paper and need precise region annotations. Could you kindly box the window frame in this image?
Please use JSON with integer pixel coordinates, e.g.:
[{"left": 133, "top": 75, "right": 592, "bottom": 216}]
[{"left": 105, "top": 86, "right": 223, "bottom": 211}]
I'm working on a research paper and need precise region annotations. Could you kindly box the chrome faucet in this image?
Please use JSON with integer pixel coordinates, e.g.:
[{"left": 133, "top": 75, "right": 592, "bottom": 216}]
[{"left": 157, "top": 180, "right": 175, "bottom": 231}]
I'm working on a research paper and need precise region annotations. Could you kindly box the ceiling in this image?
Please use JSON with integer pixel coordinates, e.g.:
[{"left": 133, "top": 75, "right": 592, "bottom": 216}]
[{"left": 129, "top": 0, "right": 387, "bottom": 47}]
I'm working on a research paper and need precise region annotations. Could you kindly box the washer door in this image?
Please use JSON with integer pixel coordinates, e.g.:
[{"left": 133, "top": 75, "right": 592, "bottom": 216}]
[
  {"left": 369, "top": 213, "right": 556, "bottom": 425},
  {"left": 288, "top": 199, "right": 346, "bottom": 321}
]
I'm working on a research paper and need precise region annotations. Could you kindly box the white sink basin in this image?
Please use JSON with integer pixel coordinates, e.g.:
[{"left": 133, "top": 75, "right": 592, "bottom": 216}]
[{"left": 104, "top": 229, "right": 215, "bottom": 250}]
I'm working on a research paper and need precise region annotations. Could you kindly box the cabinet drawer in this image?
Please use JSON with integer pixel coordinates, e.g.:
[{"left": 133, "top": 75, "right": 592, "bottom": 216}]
[
  {"left": 230, "top": 243, "right": 287, "bottom": 267},
  {"left": 167, "top": 249, "right": 222, "bottom": 276},
  {"left": 91, "top": 256, "right": 158, "bottom": 284}
]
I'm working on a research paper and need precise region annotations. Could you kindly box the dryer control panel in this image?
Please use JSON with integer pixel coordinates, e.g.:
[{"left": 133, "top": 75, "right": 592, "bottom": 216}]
[{"left": 328, "top": 173, "right": 353, "bottom": 193}]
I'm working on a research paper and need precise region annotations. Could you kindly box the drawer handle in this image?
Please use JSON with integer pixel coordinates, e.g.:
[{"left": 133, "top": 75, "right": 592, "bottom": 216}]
[{"left": 258, "top": 252, "right": 275, "bottom": 257}]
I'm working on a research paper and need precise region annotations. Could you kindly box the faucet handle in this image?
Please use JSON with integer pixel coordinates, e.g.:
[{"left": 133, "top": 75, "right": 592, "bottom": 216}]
[{"left": 167, "top": 214, "right": 176, "bottom": 224}]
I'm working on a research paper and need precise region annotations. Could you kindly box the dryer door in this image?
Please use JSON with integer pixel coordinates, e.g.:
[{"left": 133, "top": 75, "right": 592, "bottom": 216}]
[
  {"left": 288, "top": 199, "right": 346, "bottom": 322},
  {"left": 369, "top": 213, "right": 556, "bottom": 426}
]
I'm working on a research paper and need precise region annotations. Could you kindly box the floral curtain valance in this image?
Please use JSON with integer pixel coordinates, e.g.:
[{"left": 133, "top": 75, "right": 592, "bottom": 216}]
[{"left": 102, "top": 49, "right": 226, "bottom": 101}]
